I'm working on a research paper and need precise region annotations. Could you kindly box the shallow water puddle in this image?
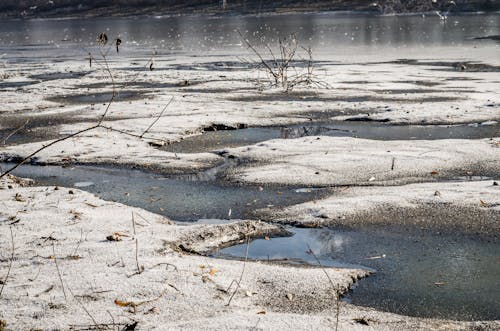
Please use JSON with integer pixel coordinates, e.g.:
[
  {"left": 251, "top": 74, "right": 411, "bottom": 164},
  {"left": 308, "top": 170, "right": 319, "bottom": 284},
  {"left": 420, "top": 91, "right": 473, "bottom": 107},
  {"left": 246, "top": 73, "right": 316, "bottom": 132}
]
[
  {"left": 46, "top": 90, "right": 150, "bottom": 104},
  {"left": 7, "top": 164, "right": 327, "bottom": 222},
  {"left": 162, "top": 122, "right": 499, "bottom": 153},
  {"left": 216, "top": 226, "right": 500, "bottom": 321}
]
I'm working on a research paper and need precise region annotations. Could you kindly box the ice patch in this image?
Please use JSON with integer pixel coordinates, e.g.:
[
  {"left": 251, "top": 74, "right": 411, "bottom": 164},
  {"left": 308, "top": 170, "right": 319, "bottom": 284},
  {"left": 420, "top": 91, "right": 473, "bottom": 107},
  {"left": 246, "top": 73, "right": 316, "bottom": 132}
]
[{"left": 73, "top": 181, "right": 94, "bottom": 187}]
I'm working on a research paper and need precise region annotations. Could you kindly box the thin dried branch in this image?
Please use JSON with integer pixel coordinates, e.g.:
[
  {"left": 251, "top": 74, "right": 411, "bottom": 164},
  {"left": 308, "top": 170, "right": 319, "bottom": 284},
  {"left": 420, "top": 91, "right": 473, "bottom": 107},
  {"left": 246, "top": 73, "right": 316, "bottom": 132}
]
[
  {"left": 226, "top": 234, "right": 250, "bottom": 306},
  {"left": 67, "top": 285, "right": 102, "bottom": 330},
  {"left": 140, "top": 96, "right": 174, "bottom": 138},
  {"left": 238, "top": 30, "right": 279, "bottom": 83},
  {"left": 0, "top": 226, "right": 14, "bottom": 298},
  {"left": 0, "top": 125, "right": 98, "bottom": 179},
  {"left": 52, "top": 242, "right": 68, "bottom": 301},
  {"left": 1, "top": 119, "right": 30, "bottom": 146},
  {"left": 131, "top": 212, "right": 143, "bottom": 275},
  {"left": 306, "top": 244, "right": 340, "bottom": 331},
  {"left": 71, "top": 228, "right": 85, "bottom": 257}
]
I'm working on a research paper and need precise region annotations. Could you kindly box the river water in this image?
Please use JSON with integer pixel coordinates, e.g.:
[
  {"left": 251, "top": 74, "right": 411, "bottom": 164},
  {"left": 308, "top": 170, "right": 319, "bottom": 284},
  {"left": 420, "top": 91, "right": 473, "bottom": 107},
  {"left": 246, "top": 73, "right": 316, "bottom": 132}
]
[{"left": 0, "top": 12, "right": 498, "bottom": 63}]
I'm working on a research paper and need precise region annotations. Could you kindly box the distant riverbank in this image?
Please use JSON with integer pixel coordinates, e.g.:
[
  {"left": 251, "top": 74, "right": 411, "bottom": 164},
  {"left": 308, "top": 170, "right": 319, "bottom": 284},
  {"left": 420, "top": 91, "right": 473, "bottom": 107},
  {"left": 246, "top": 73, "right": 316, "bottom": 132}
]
[{"left": 0, "top": 0, "right": 499, "bottom": 19}]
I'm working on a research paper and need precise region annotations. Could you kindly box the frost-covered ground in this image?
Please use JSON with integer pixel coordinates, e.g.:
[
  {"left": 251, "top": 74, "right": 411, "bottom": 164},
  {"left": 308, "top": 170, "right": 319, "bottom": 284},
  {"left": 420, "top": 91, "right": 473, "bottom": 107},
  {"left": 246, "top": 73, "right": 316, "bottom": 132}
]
[
  {"left": 1, "top": 45, "right": 499, "bottom": 329},
  {"left": 1, "top": 176, "right": 499, "bottom": 330}
]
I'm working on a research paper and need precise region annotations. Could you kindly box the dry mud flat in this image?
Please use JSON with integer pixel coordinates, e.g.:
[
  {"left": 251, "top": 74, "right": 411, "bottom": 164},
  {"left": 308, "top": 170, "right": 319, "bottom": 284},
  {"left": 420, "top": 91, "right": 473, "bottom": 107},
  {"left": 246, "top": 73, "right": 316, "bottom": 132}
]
[
  {"left": 0, "top": 52, "right": 499, "bottom": 329},
  {"left": 0, "top": 177, "right": 498, "bottom": 331}
]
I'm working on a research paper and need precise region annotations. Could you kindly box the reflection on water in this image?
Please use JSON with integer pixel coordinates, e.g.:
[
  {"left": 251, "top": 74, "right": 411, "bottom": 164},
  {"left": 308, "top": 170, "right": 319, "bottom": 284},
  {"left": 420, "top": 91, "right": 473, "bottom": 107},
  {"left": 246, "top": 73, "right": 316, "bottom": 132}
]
[
  {"left": 218, "top": 226, "right": 500, "bottom": 321},
  {"left": 0, "top": 12, "right": 498, "bottom": 62}
]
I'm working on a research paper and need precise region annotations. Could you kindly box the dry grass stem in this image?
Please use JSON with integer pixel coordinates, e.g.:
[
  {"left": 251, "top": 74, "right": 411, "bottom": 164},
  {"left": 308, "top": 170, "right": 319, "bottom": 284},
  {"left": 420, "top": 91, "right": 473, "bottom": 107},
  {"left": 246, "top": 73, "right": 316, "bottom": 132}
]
[
  {"left": 226, "top": 234, "right": 250, "bottom": 306},
  {"left": 1, "top": 119, "right": 30, "bottom": 146},
  {"left": 0, "top": 226, "right": 15, "bottom": 298},
  {"left": 306, "top": 244, "right": 340, "bottom": 331},
  {"left": 52, "top": 242, "right": 68, "bottom": 301}
]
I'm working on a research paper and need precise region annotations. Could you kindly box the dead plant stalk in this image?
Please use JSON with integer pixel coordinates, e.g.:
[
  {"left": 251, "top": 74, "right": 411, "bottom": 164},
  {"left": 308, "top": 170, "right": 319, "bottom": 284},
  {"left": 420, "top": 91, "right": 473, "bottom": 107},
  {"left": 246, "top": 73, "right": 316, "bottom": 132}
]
[
  {"left": 226, "top": 234, "right": 250, "bottom": 306},
  {"left": 306, "top": 244, "right": 340, "bottom": 331},
  {"left": 0, "top": 226, "right": 14, "bottom": 298}
]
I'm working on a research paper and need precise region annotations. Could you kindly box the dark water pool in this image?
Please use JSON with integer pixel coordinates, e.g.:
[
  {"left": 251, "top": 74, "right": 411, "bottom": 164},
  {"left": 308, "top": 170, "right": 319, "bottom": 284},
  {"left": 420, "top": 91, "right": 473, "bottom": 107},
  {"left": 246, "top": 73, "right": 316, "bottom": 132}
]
[
  {"left": 162, "top": 121, "right": 500, "bottom": 153},
  {"left": 217, "top": 226, "right": 500, "bottom": 321},
  {"left": 6, "top": 163, "right": 327, "bottom": 222}
]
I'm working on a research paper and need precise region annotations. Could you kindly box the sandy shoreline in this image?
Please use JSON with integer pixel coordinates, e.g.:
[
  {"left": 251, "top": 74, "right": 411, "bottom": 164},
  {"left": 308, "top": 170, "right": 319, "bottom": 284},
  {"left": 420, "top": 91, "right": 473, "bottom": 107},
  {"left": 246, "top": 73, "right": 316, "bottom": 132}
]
[{"left": 1, "top": 176, "right": 499, "bottom": 330}]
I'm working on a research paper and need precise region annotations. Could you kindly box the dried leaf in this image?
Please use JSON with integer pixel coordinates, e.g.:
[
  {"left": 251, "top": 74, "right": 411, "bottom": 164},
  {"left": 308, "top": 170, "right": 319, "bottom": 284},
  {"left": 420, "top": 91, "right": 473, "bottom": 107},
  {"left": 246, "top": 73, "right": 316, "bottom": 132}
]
[
  {"left": 430, "top": 171, "right": 439, "bottom": 175},
  {"left": 257, "top": 310, "right": 266, "bottom": 315},
  {"left": 245, "top": 290, "right": 253, "bottom": 297},
  {"left": 434, "top": 282, "right": 447, "bottom": 286},
  {"left": 286, "top": 293, "right": 294, "bottom": 301},
  {"left": 480, "top": 200, "right": 489, "bottom": 207},
  {"left": 114, "top": 299, "right": 133, "bottom": 307},
  {"left": 209, "top": 268, "right": 218, "bottom": 276},
  {"left": 264, "top": 236, "right": 270, "bottom": 241},
  {"left": 14, "top": 193, "right": 25, "bottom": 202},
  {"left": 84, "top": 202, "right": 99, "bottom": 208}
]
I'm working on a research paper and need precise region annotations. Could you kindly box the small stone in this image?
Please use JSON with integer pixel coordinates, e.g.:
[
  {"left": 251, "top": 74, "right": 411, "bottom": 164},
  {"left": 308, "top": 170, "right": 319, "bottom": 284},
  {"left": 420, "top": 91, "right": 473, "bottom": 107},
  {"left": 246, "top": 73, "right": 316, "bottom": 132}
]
[{"left": 106, "top": 234, "right": 122, "bottom": 242}]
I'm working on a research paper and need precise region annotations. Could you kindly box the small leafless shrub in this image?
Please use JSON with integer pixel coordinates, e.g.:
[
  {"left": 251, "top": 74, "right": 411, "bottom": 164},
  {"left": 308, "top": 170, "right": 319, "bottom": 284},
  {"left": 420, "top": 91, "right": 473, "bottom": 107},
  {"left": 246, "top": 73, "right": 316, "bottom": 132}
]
[{"left": 239, "top": 31, "right": 330, "bottom": 92}]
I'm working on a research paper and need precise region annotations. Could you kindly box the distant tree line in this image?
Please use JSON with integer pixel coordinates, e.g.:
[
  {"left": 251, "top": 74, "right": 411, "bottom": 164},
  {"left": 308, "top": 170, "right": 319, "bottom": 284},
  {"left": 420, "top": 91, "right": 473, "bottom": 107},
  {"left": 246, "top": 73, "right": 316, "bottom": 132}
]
[{"left": 0, "top": 0, "right": 498, "bottom": 15}]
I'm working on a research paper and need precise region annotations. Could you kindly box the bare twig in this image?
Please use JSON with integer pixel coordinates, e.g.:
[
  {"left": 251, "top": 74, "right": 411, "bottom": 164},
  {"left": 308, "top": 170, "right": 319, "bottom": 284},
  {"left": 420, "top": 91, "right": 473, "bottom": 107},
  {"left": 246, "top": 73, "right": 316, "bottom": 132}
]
[
  {"left": 0, "top": 125, "right": 98, "bottom": 179},
  {"left": 226, "top": 234, "right": 250, "bottom": 306},
  {"left": 148, "top": 262, "right": 178, "bottom": 272},
  {"left": 71, "top": 228, "right": 85, "bottom": 257},
  {"left": 67, "top": 285, "right": 102, "bottom": 330},
  {"left": 306, "top": 244, "right": 340, "bottom": 331},
  {"left": 0, "top": 226, "right": 14, "bottom": 298},
  {"left": 52, "top": 242, "right": 67, "bottom": 301},
  {"left": 140, "top": 97, "right": 174, "bottom": 138},
  {"left": 131, "top": 212, "right": 143, "bottom": 275},
  {"left": 1, "top": 119, "right": 30, "bottom": 146},
  {"left": 237, "top": 30, "right": 279, "bottom": 83}
]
